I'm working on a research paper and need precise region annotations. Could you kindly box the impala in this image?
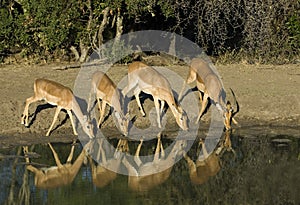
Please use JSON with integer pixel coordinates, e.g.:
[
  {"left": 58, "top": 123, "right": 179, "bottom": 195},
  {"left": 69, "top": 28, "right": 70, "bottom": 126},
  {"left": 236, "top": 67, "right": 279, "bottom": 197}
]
[
  {"left": 23, "top": 142, "right": 88, "bottom": 189},
  {"left": 88, "top": 71, "right": 129, "bottom": 136},
  {"left": 184, "top": 131, "right": 235, "bottom": 185},
  {"left": 178, "top": 58, "right": 239, "bottom": 130},
  {"left": 122, "top": 61, "right": 188, "bottom": 130},
  {"left": 88, "top": 138, "right": 129, "bottom": 188},
  {"left": 21, "top": 78, "right": 94, "bottom": 138},
  {"left": 122, "top": 133, "right": 186, "bottom": 191}
]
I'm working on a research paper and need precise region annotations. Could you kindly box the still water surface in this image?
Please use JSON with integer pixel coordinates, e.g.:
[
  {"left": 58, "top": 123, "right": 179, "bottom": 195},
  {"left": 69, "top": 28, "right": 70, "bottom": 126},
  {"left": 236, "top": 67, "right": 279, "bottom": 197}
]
[{"left": 0, "top": 129, "right": 299, "bottom": 205}]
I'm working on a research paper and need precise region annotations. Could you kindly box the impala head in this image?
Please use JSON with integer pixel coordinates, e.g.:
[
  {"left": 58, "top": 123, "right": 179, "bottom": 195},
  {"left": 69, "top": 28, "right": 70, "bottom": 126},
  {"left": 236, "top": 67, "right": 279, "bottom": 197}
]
[
  {"left": 114, "top": 112, "right": 129, "bottom": 136},
  {"left": 223, "top": 89, "right": 239, "bottom": 130},
  {"left": 83, "top": 115, "right": 95, "bottom": 139},
  {"left": 114, "top": 139, "right": 129, "bottom": 159},
  {"left": 168, "top": 139, "right": 188, "bottom": 161},
  {"left": 216, "top": 130, "right": 236, "bottom": 157},
  {"left": 173, "top": 105, "right": 189, "bottom": 131}
]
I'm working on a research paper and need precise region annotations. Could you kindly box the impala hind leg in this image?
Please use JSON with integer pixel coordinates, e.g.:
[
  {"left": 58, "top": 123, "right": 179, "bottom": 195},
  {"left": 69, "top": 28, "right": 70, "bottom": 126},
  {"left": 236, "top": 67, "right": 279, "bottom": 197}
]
[
  {"left": 196, "top": 92, "right": 209, "bottom": 124},
  {"left": 160, "top": 100, "right": 165, "bottom": 115}
]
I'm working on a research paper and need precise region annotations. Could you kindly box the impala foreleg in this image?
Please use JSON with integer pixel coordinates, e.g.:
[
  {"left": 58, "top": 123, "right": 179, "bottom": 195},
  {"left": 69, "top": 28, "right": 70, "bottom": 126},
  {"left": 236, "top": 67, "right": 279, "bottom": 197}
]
[
  {"left": 153, "top": 97, "right": 161, "bottom": 128},
  {"left": 66, "top": 143, "right": 76, "bottom": 163},
  {"left": 46, "top": 106, "right": 62, "bottom": 136},
  {"left": 67, "top": 110, "right": 78, "bottom": 135},
  {"left": 21, "top": 96, "right": 39, "bottom": 126},
  {"left": 154, "top": 133, "right": 164, "bottom": 162},
  {"left": 48, "top": 143, "right": 63, "bottom": 168},
  {"left": 134, "top": 139, "right": 143, "bottom": 167},
  {"left": 98, "top": 100, "right": 107, "bottom": 128},
  {"left": 134, "top": 88, "right": 146, "bottom": 117}
]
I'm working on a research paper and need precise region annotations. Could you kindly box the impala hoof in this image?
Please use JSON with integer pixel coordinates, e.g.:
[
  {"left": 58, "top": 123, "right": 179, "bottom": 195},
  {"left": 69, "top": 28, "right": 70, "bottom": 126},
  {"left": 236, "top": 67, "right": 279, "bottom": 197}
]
[{"left": 21, "top": 122, "right": 29, "bottom": 127}]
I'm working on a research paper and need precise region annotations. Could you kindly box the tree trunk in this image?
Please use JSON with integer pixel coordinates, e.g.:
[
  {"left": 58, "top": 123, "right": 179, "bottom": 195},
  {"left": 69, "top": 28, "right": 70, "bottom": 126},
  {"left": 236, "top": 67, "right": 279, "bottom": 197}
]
[
  {"left": 69, "top": 0, "right": 93, "bottom": 63},
  {"left": 79, "top": 39, "right": 89, "bottom": 63},
  {"left": 115, "top": 8, "right": 123, "bottom": 43},
  {"left": 70, "top": 46, "right": 80, "bottom": 61},
  {"left": 98, "top": 7, "right": 110, "bottom": 48}
]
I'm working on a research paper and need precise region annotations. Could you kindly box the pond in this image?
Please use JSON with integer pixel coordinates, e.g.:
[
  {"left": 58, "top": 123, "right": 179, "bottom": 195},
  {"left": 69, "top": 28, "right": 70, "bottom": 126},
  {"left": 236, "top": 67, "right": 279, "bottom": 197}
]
[{"left": 0, "top": 128, "right": 299, "bottom": 205}]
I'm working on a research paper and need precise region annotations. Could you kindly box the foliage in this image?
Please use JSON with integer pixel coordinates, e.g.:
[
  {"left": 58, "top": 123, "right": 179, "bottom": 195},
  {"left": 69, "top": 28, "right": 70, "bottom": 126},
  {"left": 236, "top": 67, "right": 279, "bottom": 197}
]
[
  {"left": 96, "top": 39, "right": 133, "bottom": 64},
  {"left": 287, "top": 10, "right": 300, "bottom": 51},
  {"left": 0, "top": 0, "right": 299, "bottom": 64}
]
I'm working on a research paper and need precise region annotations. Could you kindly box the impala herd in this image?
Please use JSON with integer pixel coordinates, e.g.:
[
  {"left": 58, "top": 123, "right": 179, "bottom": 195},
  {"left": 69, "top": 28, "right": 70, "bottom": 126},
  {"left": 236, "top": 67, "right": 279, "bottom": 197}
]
[
  {"left": 21, "top": 57, "right": 240, "bottom": 190},
  {"left": 20, "top": 57, "right": 239, "bottom": 137}
]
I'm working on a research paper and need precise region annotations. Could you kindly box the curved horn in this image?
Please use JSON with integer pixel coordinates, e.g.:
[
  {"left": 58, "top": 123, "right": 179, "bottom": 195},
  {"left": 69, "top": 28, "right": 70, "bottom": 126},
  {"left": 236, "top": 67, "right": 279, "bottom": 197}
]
[{"left": 229, "top": 88, "right": 239, "bottom": 116}]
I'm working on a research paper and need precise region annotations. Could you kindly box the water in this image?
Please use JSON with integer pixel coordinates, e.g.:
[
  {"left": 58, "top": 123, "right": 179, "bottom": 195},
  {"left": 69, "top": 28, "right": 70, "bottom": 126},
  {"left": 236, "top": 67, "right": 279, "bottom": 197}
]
[{"left": 0, "top": 130, "right": 299, "bottom": 205}]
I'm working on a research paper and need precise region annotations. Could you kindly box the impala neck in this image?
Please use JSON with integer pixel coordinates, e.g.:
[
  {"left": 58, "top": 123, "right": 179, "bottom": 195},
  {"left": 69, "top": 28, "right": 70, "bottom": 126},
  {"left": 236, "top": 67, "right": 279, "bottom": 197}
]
[
  {"left": 165, "top": 140, "right": 185, "bottom": 163},
  {"left": 68, "top": 149, "right": 87, "bottom": 179},
  {"left": 72, "top": 97, "right": 86, "bottom": 125},
  {"left": 72, "top": 97, "right": 94, "bottom": 139},
  {"left": 164, "top": 96, "right": 180, "bottom": 116},
  {"left": 111, "top": 89, "right": 125, "bottom": 116}
]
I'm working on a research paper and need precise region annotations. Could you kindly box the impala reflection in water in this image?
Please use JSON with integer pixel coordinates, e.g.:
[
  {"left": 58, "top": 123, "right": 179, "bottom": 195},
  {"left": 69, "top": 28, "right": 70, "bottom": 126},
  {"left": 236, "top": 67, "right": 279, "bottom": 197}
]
[
  {"left": 23, "top": 140, "right": 90, "bottom": 189},
  {"left": 1, "top": 131, "right": 299, "bottom": 204},
  {"left": 122, "top": 132, "right": 187, "bottom": 192},
  {"left": 88, "top": 138, "right": 129, "bottom": 188}
]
